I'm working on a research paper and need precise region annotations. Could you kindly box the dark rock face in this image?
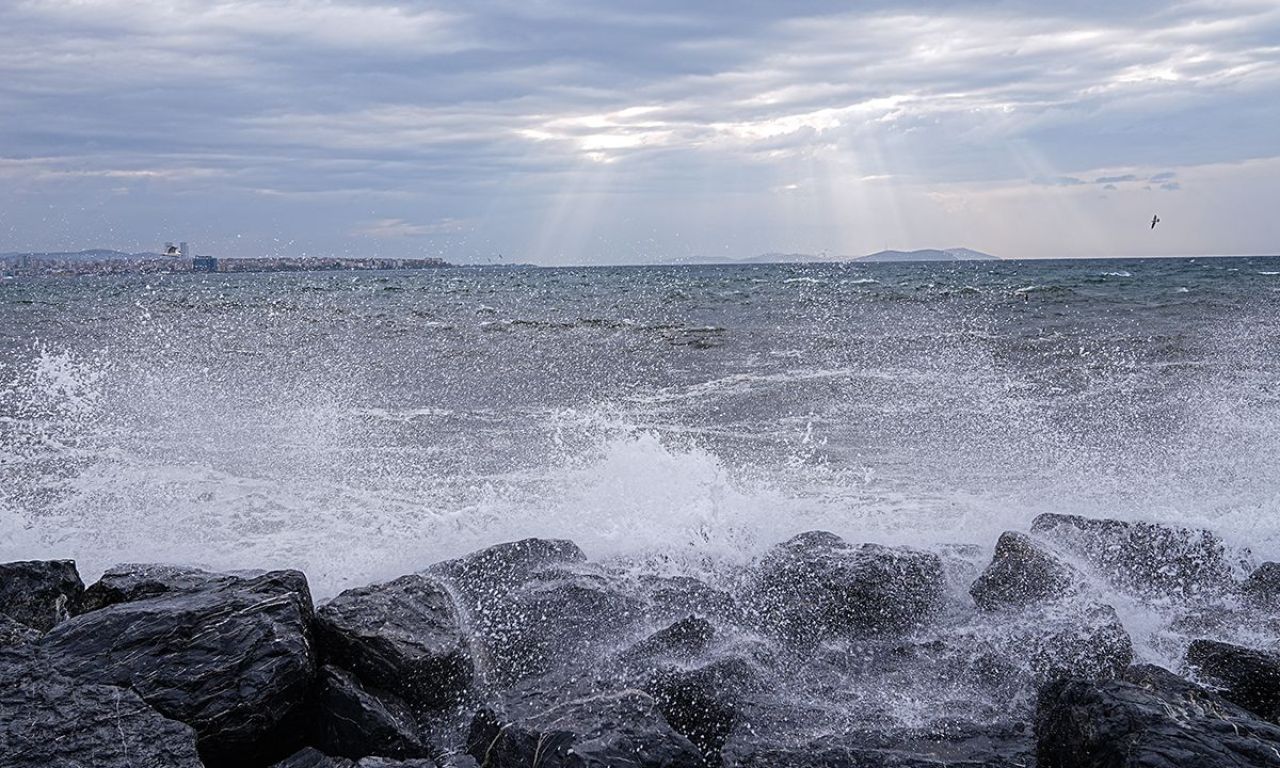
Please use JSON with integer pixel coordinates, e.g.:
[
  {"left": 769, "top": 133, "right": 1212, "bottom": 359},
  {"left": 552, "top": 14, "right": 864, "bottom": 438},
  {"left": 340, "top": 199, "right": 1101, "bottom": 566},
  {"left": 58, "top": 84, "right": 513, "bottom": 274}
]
[
  {"left": 749, "top": 531, "right": 944, "bottom": 643},
  {"left": 1186, "top": 639, "right": 1280, "bottom": 722},
  {"left": 80, "top": 562, "right": 238, "bottom": 613},
  {"left": 0, "top": 559, "right": 84, "bottom": 631},
  {"left": 467, "top": 689, "right": 703, "bottom": 768},
  {"left": 1243, "top": 562, "right": 1280, "bottom": 608},
  {"left": 644, "top": 657, "right": 761, "bottom": 765},
  {"left": 1030, "top": 513, "right": 1236, "bottom": 597},
  {"left": 1036, "top": 664, "right": 1280, "bottom": 767},
  {"left": 0, "top": 613, "right": 40, "bottom": 647},
  {"left": 640, "top": 575, "right": 738, "bottom": 622},
  {"left": 620, "top": 616, "right": 716, "bottom": 665},
  {"left": 272, "top": 747, "right": 446, "bottom": 768},
  {"left": 40, "top": 568, "right": 316, "bottom": 765},
  {"left": 1023, "top": 602, "right": 1133, "bottom": 684},
  {"left": 316, "top": 574, "right": 473, "bottom": 709},
  {"left": 313, "top": 665, "right": 431, "bottom": 760},
  {"left": 429, "top": 538, "right": 586, "bottom": 599},
  {"left": 970, "top": 531, "right": 1079, "bottom": 610},
  {"left": 0, "top": 647, "right": 203, "bottom": 768}
]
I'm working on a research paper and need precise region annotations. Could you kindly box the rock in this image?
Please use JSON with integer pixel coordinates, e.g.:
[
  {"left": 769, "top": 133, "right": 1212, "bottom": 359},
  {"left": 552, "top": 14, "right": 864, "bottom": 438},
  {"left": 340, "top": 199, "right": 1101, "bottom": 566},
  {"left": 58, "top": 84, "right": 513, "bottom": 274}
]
[
  {"left": 1030, "top": 513, "right": 1236, "bottom": 597},
  {"left": 644, "top": 657, "right": 761, "bottom": 765},
  {"left": 640, "top": 575, "right": 738, "bottom": 621},
  {"left": 970, "top": 531, "right": 1079, "bottom": 610},
  {"left": 316, "top": 574, "right": 472, "bottom": 709},
  {"left": 1243, "top": 562, "right": 1280, "bottom": 608},
  {"left": 40, "top": 568, "right": 316, "bottom": 766},
  {"left": 429, "top": 538, "right": 586, "bottom": 600},
  {"left": 0, "top": 647, "right": 203, "bottom": 767},
  {"left": 80, "top": 562, "right": 239, "bottom": 613},
  {"left": 0, "top": 559, "right": 84, "bottom": 631},
  {"left": 0, "top": 613, "right": 39, "bottom": 647},
  {"left": 1036, "top": 664, "right": 1280, "bottom": 767},
  {"left": 1186, "top": 639, "right": 1280, "bottom": 722},
  {"left": 1024, "top": 602, "right": 1133, "bottom": 684},
  {"left": 313, "top": 665, "right": 432, "bottom": 760},
  {"left": 271, "top": 750, "right": 448, "bottom": 768},
  {"left": 620, "top": 616, "right": 716, "bottom": 664},
  {"left": 748, "top": 531, "right": 944, "bottom": 643},
  {"left": 466, "top": 689, "right": 703, "bottom": 768}
]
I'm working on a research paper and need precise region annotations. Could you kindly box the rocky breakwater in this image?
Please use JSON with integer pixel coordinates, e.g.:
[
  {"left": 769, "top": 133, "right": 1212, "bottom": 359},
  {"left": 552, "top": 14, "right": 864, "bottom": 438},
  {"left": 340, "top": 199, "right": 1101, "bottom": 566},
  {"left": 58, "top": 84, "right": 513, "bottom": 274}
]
[{"left": 3, "top": 513, "right": 1280, "bottom": 767}]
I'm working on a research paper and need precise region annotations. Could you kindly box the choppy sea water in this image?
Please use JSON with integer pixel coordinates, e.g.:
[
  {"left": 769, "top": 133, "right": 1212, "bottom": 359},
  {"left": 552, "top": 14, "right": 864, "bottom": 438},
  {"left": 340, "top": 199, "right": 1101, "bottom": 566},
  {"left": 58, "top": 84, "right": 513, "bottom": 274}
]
[{"left": 3, "top": 257, "right": 1280, "bottom": 665}]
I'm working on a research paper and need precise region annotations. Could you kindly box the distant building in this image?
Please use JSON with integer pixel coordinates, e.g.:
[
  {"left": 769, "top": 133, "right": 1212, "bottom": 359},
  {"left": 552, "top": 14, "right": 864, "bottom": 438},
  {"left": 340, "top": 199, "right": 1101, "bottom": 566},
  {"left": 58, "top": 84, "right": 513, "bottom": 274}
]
[{"left": 192, "top": 257, "right": 218, "bottom": 272}]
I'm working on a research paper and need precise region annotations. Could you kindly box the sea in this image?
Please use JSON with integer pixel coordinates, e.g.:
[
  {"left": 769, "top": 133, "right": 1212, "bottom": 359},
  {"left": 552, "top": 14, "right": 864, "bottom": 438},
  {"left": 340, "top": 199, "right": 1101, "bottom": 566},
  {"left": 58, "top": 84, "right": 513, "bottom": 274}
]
[{"left": 3, "top": 256, "right": 1280, "bottom": 672}]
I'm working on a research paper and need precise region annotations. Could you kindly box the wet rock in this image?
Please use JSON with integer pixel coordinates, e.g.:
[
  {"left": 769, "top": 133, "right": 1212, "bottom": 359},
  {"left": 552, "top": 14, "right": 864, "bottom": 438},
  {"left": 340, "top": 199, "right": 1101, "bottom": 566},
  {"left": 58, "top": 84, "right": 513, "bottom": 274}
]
[
  {"left": 428, "top": 538, "right": 586, "bottom": 600},
  {"left": 466, "top": 689, "right": 703, "bottom": 768},
  {"left": 1242, "top": 562, "right": 1280, "bottom": 608},
  {"left": 40, "top": 568, "right": 316, "bottom": 766},
  {"left": 620, "top": 616, "right": 716, "bottom": 665},
  {"left": 313, "top": 665, "right": 432, "bottom": 760},
  {"left": 1030, "top": 513, "right": 1236, "bottom": 597},
  {"left": 644, "top": 656, "right": 761, "bottom": 765},
  {"left": 749, "top": 531, "right": 945, "bottom": 643},
  {"left": 1036, "top": 664, "right": 1280, "bottom": 767},
  {"left": 0, "top": 613, "right": 39, "bottom": 647},
  {"left": 272, "top": 750, "right": 453, "bottom": 768},
  {"left": 1023, "top": 602, "right": 1133, "bottom": 683},
  {"left": 970, "top": 531, "right": 1080, "bottom": 610},
  {"left": 316, "top": 574, "right": 473, "bottom": 709},
  {"left": 0, "top": 647, "right": 203, "bottom": 768},
  {"left": 80, "top": 562, "right": 239, "bottom": 612},
  {"left": 640, "top": 574, "right": 738, "bottom": 621},
  {"left": 1186, "top": 639, "right": 1280, "bottom": 722},
  {"left": 0, "top": 559, "right": 84, "bottom": 631}
]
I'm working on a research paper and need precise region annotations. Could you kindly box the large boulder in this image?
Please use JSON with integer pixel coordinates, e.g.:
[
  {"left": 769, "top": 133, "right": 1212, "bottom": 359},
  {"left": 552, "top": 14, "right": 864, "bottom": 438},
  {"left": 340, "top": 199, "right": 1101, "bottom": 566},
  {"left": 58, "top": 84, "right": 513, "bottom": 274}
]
[
  {"left": 315, "top": 574, "right": 473, "bottom": 709},
  {"left": 0, "top": 559, "right": 84, "bottom": 631},
  {"left": 1030, "top": 513, "right": 1237, "bottom": 597},
  {"left": 272, "top": 747, "right": 450, "bottom": 767},
  {"left": 40, "top": 568, "right": 316, "bottom": 766},
  {"left": 619, "top": 616, "right": 716, "bottom": 666},
  {"left": 1186, "top": 639, "right": 1280, "bottom": 722},
  {"left": 1242, "top": 562, "right": 1280, "bottom": 608},
  {"left": 748, "top": 531, "right": 944, "bottom": 643},
  {"left": 970, "top": 531, "right": 1080, "bottom": 610},
  {"left": 466, "top": 689, "right": 703, "bottom": 767},
  {"left": 0, "top": 647, "right": 203, "bottom": 768},
  {"left": 0, "top": 613, "right": 39, "bottom": 647},
  {"left": 312, "top": 665, "right": 431, "bottom": 760},
  {"left": 1036, "top": 664, "right": 1280, "bottom": 767},
  {"left": 1021, "top": 602, "right": 1133, "bottom": 684},
  {"left": 644, "top": 656, "right": 761, "bottom": 765},
  {"left": 80, "top": 563, "right": 239, "bottom": 613},
  {"left": 428, "top": 538, "right": 586, "bottom": 601}
]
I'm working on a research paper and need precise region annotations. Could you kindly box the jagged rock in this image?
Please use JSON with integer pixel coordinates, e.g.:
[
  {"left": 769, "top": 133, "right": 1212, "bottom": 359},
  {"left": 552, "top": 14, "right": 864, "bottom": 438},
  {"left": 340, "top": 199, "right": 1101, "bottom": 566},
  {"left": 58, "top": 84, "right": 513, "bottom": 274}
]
[
  {"left": 1030, "top": 513, "right": 1236, "bottom": 597},
  {"left": 620, "top": 616, "right": 716, "bottom": 664},
  {"left": 644, "top": 657, "right": 761, "bottom": 765},
  {"left": 1186, "top": 639, "right": 1280, "bottom": 722},
  {"left": 1036, "top": 664, "right": 1280, "bottom": 767},
  {"left": 316, "top": 574, "right": 472, "bottom": 709},
  {"left": 313, "top": 665, "right": 431, "bottom": 759},
  {"left": 1022, "top": 602, "right": 1133, "bottom": 683},
  {"left": 466, "top": 689, "right": 703, "bottom": 767},
  {"left": 640, "top": 575, "right": 738, "bottom": 621},
  {"left": 428, "top": 538, "right": 586, "bottom": 600},
  {"left": 0, "top": 559, "right": 84, "bottom": 631},
  {"left": 0, "top": 613, "right": 39, "bottom": 647},
  {"left": 1242, "top": 562, "right": 1280, "bottom": 608},
  {"left": 80, "top": 562, "right": 238, "bottom": 613},
  {"left": 748, "top": 531, "right": 944, "bottom": 643},
  {"left": 272, "top": 750, "right": 454, "bottom": 768},
  {"left": 40, "top": 569, "right": 316, "bottom": 766},
  {"left": 970, "top": 531, "right": 1079, "bottom": 610},
  {"left": 0, "top": 647, "right": 203, "bottom": 767}
]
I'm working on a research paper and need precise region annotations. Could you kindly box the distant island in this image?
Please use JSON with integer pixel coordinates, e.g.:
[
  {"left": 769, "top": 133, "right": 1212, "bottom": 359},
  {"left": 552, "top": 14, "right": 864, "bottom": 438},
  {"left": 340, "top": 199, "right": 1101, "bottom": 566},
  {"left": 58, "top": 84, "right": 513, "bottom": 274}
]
[
  {"left": 736, "top": 247, "right": 998, "bottom": 264},
  {"left": 0, "top": 249, "right": 451, "bottom": 277}
]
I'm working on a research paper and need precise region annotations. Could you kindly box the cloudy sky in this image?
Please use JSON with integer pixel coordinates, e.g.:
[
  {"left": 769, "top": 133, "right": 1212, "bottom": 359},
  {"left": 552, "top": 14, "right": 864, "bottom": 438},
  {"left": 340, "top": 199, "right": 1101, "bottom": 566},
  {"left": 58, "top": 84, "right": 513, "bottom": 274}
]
[{"left": 1, "top": 0, "right": 1278, "bottom": 263}]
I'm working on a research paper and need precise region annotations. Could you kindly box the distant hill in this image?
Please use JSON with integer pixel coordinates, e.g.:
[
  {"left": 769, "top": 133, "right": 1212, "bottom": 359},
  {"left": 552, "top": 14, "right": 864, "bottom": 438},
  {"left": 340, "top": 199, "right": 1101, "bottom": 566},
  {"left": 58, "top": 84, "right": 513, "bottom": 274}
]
[
  {"left": 0, "top": 249, "right": 159, "bottom": 262},
  {"left": 856, "top": 248, "right": 997, "bottom": 262}
]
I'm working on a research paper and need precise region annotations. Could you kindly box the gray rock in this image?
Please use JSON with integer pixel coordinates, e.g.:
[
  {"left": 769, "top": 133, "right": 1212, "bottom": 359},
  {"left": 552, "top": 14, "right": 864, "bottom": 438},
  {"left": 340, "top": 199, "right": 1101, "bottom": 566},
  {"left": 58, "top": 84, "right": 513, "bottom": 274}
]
[
  {"left": 40, "top": 569, "right": 316, "bottom": 765},
  {"left": 1023, "top": 602, "right": 1134, "bottom": 684},
  {"left": 466, "top": 689, "right": 703, "bottom": 768},
  {"left": 748, "top": 531, "right": 945, "bottom": 643},
  {"left": 620, "top": 616, "right": 716, "bottom": 665},
  {"left": 1036, "top": 664, "right": 1280, "bottom": 767},
  {"left": 1030, "top": 513, "right": 1236, "bottom": 597},
  {"left": 80, "top": 562, "right": 239, "bottom": 612},
  {"left": 0, "top": 647, "right": 203, "bottom": 768},
  {"left": 313, "top": 665, "right": 431, "bottom": 759},
  {"left": 1243, "top": 562, "right": 1280, "bottom": 608},
  {"left": 429, "top": 538, "right": 586, "bottom": 600},
  {"left": 273, "top": 747, "right": 357, "bottom": 768},
  {"left": 970, "top": 531, "right": 1080, "bottom": 610},
  {"left": 316, "top": 574, "right": 473, "bottom": 709},
  {"left": 0, "top": 613, "right": 39, "bottom": 647},
  {"left": 644, "top": 656, "right": 761, "bottom": 765},
  {"left": 0, "top": 559, "right": 84, "bottom": 631},
  {"left": 1186, "top": 639, "right": 1280, "bottom": 722}
]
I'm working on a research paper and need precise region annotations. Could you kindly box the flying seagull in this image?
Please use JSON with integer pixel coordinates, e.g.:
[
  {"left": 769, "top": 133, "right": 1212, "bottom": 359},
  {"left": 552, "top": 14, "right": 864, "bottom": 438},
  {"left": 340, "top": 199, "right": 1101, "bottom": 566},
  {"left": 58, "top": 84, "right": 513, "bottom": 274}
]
[{"left": 1151, "top": 214, "right": 1160, "bottom": 230}]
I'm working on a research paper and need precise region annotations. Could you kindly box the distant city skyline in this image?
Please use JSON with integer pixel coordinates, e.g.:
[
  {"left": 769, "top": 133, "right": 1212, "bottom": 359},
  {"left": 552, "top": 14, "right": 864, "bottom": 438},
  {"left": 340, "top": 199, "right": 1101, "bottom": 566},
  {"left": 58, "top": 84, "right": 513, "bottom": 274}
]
[{"left": 1, "top": 1, "right": 1277, "bottom": 264}]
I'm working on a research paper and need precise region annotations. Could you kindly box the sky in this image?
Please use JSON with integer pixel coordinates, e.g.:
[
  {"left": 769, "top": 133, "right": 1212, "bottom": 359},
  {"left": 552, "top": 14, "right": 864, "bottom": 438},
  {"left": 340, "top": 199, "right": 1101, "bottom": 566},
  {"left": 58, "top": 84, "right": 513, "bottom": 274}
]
[{"left": 0, "top": 0, "right": 1278, "bottom": 263}]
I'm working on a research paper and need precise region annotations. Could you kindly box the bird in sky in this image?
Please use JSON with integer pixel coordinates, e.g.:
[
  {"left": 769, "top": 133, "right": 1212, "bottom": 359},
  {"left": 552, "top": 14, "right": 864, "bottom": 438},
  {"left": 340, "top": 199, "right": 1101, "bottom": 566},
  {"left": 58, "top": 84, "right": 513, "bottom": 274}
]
[{"left": 1151, "top": 214, "right": 1160, "bottom": 230}]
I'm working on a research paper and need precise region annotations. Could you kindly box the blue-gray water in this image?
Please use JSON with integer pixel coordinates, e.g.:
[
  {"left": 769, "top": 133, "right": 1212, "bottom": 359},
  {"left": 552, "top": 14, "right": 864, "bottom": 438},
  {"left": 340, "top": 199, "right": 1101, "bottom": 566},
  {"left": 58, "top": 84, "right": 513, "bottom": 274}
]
[{"left": 3, "top": 258, "right": 1279, "bottom": 635}]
